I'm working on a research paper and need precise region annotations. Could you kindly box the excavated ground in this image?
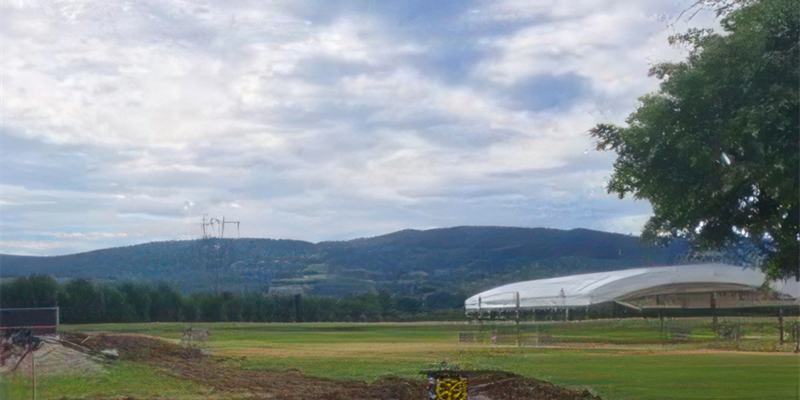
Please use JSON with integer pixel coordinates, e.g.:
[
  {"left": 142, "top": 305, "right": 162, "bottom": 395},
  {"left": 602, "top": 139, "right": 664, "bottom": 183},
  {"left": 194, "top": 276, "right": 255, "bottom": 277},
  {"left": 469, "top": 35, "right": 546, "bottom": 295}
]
[
  {"left": 0, "top": 339, "right": 106, "bottom": 377},
  {"left": 54, "top": 333, "right": 600, "bottom": 400}
]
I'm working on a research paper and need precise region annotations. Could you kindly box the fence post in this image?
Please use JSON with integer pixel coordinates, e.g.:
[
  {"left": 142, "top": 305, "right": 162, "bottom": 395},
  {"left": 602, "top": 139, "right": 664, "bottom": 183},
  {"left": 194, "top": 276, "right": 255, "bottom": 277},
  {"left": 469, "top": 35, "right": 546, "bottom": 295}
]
[{"left": 31, "top": 349, "right": 35, "bottom": 400}]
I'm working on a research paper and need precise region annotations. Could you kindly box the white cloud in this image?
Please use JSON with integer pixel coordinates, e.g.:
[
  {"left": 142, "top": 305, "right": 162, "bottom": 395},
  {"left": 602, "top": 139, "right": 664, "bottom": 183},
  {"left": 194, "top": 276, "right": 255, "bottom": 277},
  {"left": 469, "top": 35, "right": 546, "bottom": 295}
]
[{"left": 0, "top": 0, "right": 722, "bottom": 255}]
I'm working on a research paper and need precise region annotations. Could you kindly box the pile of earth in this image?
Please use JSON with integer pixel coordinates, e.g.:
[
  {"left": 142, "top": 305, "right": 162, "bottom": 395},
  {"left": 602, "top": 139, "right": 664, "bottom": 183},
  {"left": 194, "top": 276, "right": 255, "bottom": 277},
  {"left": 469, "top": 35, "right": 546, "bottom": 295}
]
[
  {"left": 467, "top": 371, "right": 599, "bottom": 400},
  {"left": 0, "top": 337, "right": 106, "bottom": 377},
  {"left": 56, "top": 333, "right": 600, "bottom": 400}
]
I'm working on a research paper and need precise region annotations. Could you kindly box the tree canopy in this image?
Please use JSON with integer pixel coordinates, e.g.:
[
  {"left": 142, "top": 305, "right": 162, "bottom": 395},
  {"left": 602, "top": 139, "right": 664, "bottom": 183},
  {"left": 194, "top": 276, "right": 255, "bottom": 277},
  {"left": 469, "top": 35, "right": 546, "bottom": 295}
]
[{"left": 590, "top": 0, "right": 798, "bottom": 280}]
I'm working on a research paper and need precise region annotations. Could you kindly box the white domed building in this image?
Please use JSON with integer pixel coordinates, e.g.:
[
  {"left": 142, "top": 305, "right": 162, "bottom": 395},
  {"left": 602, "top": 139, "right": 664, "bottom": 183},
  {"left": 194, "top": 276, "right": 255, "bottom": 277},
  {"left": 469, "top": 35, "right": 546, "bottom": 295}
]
[{"left": 465, "top": 264, "right": 799, "bottom": 319}]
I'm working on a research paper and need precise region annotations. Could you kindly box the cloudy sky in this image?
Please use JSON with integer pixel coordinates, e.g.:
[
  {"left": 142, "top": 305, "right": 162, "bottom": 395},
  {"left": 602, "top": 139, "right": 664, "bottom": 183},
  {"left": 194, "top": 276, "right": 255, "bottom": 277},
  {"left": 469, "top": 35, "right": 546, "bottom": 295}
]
[{"left": 1, "top": 0, "right": 720, "bottom": 256}]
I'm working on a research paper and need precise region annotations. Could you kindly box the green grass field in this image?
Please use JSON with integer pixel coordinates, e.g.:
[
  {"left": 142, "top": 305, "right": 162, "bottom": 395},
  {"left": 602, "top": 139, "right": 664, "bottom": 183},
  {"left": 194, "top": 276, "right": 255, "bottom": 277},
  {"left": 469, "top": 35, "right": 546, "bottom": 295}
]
[{"left": 3, "top": 318, "right": 799, "bottom": 399}]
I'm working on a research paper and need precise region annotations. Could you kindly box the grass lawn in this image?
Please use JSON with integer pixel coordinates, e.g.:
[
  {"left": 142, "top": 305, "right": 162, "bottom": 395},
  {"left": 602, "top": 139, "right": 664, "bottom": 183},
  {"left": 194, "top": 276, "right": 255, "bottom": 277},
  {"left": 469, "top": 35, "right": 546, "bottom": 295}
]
[
  {"left": 33, "top": 319, "right": 800, "bottom": 399},
  {"left": 0, "top": 362, "right": 210, "bottom": 400}
]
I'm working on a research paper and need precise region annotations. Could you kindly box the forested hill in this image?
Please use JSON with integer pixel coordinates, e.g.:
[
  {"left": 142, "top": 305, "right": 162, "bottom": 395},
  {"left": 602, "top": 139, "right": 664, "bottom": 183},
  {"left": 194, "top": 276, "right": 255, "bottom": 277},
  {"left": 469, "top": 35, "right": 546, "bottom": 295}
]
[{"left": 0, "top": 226, "right": 683, "bottom": 297}]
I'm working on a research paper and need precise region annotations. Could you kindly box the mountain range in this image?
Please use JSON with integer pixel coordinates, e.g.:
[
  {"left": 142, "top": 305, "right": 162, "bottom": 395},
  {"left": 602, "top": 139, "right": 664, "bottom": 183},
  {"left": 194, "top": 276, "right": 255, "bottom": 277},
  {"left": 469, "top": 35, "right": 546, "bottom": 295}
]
[{"left": 0, "top": 226, "right": 687, "bottom": 299}]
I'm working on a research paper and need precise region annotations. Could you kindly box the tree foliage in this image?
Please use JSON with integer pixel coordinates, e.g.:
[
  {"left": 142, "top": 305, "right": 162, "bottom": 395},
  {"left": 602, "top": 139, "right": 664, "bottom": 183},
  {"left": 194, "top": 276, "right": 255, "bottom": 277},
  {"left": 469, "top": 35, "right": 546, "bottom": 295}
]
[
  {"left": 0, "top": 276, "right": 463, "bottom": 324},
  {"left": 590, "top": 0, "right": 799, "bottom": 279}
]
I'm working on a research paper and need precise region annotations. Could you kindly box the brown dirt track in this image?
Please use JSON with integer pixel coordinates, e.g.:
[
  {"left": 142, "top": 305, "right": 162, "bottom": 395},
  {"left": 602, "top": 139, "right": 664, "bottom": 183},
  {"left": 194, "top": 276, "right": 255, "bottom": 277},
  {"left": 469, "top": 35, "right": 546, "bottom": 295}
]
[{"left": 60, "top": 333, "right": 600, "bottom": 400}]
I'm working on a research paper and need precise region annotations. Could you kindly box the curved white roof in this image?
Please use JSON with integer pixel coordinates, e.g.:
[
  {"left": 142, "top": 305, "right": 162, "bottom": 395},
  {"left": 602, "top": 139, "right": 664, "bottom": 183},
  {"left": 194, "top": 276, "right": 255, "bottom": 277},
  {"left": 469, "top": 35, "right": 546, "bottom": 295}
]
[{"left": 465, "top": 264, "right": 799, "bottom": 311}]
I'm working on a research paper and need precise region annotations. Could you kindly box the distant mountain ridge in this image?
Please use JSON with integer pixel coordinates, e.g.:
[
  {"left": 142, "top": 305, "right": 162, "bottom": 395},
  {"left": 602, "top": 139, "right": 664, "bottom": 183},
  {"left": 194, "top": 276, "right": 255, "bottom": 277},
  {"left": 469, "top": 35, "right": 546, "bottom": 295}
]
[{"left": 0, "top": 226, "right": 684, "bottom": 297}]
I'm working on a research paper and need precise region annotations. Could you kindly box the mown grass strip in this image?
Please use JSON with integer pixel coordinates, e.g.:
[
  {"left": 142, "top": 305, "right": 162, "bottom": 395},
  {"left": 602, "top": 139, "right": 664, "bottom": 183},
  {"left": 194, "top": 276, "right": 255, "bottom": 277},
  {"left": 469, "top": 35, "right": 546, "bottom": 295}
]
[{"left": 0, "top": 362, "right": 210, "bottom": 400}]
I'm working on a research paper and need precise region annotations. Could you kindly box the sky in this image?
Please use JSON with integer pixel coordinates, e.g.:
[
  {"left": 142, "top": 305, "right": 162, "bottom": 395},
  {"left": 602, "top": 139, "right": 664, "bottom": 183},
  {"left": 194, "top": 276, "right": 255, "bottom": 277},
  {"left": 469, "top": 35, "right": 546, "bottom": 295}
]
[{"left": 0, "top": 0, "right": 721, "bottom": 256}]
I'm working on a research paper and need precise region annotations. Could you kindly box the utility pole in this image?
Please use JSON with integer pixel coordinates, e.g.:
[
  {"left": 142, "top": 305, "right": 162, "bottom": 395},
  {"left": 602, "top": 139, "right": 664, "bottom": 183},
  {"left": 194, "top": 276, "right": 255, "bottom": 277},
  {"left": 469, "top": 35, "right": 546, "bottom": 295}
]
[
  {"left": 31, "top": 349, "right": 35, "bottom": 400},
  {"left": 201, "top": 215, "right": 240, "bottom": 239},
  {"left": 197, "top": 215, "right": 241, "bottom": 294},
  {"left": 220, "top": 216, "right": 240, "bottom": 239}
]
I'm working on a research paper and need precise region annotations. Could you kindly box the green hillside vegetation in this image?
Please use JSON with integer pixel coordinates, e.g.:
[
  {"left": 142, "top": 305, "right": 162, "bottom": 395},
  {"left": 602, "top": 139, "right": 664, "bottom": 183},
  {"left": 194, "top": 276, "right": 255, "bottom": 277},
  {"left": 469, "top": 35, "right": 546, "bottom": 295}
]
[{"left": 0, "top": 227, "right": 682, "bottom": 298}]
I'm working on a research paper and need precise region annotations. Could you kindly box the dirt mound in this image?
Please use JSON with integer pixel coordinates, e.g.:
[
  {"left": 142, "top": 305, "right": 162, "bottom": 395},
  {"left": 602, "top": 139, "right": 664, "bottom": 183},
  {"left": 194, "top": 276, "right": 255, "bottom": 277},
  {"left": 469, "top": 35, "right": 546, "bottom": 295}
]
[
  {"left": 56, "top": 333, "right": 600, "bottom": 400},
  {"left": 0, "top": 339, "right": 105, "bottom": 377},
  {"left": 472, "top": 372, "right": 599, "bottom": 400},
  {"left": 62, "top": 332, "right": 203, "bottom": 362}
]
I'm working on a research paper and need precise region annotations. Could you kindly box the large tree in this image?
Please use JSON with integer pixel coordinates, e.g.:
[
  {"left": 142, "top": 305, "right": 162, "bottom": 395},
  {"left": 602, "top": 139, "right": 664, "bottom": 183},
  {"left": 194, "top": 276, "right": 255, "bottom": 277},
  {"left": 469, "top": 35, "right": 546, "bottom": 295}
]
[{"left": 590, "top": 0, "right": 798, "bottom": 280}]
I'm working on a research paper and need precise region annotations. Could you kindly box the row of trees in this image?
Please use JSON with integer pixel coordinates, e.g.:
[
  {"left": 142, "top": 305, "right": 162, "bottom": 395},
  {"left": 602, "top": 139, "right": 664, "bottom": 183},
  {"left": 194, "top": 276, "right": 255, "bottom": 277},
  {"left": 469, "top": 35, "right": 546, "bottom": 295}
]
[{"left": 0, "top": 275, "right": 464, "bottom": 324}]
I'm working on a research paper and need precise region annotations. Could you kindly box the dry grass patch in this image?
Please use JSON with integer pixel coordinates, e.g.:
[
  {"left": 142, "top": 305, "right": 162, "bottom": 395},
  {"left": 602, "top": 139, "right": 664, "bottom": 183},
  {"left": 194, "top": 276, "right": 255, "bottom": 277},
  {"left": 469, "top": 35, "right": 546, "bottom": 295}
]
[{"left": 215, "top": 341, "right": 469, "bottom": 358}]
